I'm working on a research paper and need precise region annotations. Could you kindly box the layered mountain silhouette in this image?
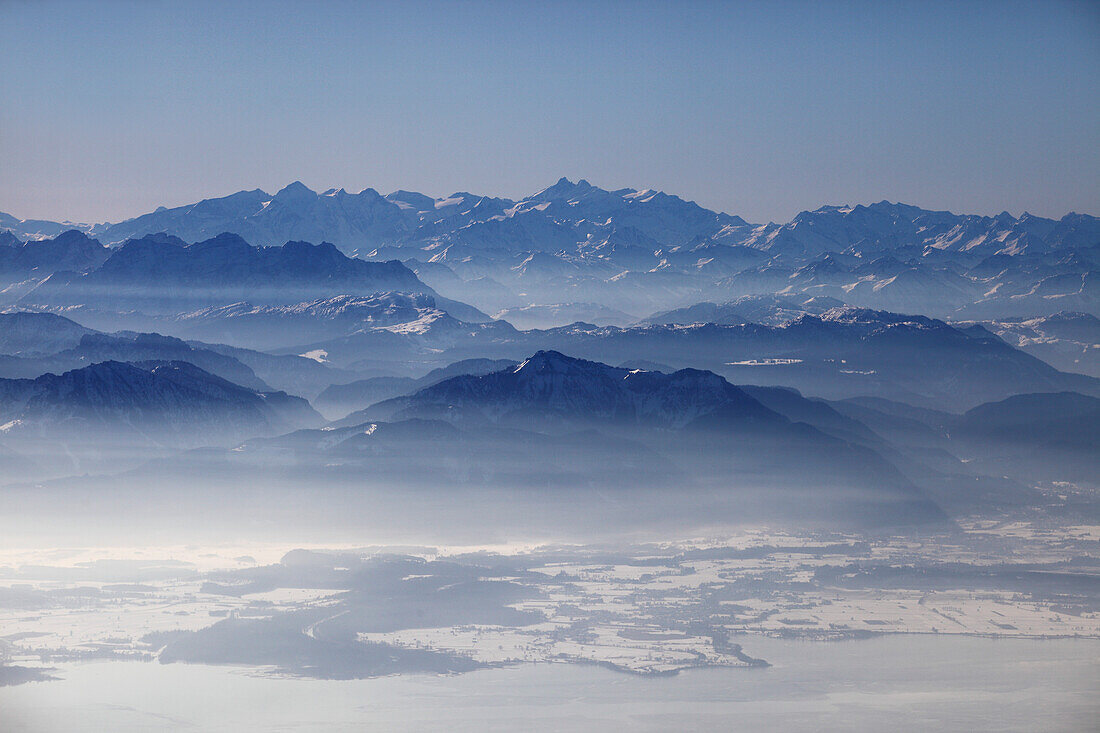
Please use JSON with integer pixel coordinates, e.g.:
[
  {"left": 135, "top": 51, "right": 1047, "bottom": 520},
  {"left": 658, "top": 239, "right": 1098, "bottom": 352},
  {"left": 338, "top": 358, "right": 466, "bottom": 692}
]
[
  {"left": 357, "top": 350, "right": 783, "bottom": 431},
  {"left": 5, "top": 298, "right": 1096, "bottom": 414},
  {"left": 314, "top": 357, "right": 518, "bottom": 419},
  {"left": 18, "top": 232, "right": 431, "bottom": 314},
  {"left": 167, "top": 292, "right": 490, "bottom": 350},
  {"left": 275, "top": 306, "right": 1099, "bottom": 410},
  {"left": 0, "top": 229, "right": 108, "bottom": 280},
  {"left": 0, "top": 311, "right": 96, "bottom": 356},
  {"left": 0, "top": 311, "right": 350, "bottom": 399},
  {"left": 0, "top": 360, "right": 322, "bottom": 478},
  {"left": 3, "top": 179, "right": 1095, "bottom": 320},
  {"left": 949, "top": 391, "right": 1100, "bottom": 482},
  {"left": 213, "top": 351, "right": 944, "bottom": 527},
  {"left": 960, "top": 312, "right": 1100, "bottom": 378},
  {"left": 1, "top": 180, "right": 1096, "bottom": 529}
]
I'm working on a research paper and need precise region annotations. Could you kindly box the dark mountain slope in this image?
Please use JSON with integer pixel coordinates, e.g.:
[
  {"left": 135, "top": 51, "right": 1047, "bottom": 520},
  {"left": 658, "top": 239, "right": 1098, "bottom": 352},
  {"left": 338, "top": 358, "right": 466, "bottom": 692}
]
[
  {"left": 314, "top": 357, "right": 517, "bottom": 419},
  {"left": 20, "top": 233, "right": 432, "bottom": 313},
  {"left": 0, "top": 331, "right": 269, "bottom": 392},
  {"left": 0, "top": 360, "right": 321, "bottom": 450},
  {"left": 328, "top": 351, "right": 947, "bottom": 527},
  {"left": 357, "top": 350, "right": 784, "bottom": 432},
  {"left": 949, "top": 392, "right": 1100, "bottom": 482},
  {"left": 0, "top": 230, "right": 109, "bottom": 280},
  {"left": 0, "top": 311, "right": 95, "bottom": 356}
]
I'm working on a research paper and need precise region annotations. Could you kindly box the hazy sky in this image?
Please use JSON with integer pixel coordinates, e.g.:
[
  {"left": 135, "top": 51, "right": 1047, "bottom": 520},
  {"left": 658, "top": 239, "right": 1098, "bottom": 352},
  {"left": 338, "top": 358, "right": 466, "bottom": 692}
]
[{"left": 2, "top": 0, "right": 1098, "bottom": 224}]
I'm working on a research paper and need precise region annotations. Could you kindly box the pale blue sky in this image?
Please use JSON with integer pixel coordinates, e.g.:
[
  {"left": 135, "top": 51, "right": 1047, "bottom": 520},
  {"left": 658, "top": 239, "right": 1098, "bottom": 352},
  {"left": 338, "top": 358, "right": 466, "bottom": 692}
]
[{"left": 2, "top": 0, "right": 1098, "bottom": 224}]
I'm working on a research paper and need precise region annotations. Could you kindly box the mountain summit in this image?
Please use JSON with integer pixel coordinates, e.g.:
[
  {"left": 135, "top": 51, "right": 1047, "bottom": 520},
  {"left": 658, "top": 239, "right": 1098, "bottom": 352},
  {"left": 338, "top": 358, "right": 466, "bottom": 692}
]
[{"left": 361, "top": 350, "right": 790, "bottom": 430}]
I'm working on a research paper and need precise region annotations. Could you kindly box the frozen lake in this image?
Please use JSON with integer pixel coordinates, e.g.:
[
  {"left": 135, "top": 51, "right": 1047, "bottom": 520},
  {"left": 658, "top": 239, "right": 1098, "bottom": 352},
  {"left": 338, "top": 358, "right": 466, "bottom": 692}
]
[{"left": 3, "top": 635, "right": 1096, "bottom": 732}]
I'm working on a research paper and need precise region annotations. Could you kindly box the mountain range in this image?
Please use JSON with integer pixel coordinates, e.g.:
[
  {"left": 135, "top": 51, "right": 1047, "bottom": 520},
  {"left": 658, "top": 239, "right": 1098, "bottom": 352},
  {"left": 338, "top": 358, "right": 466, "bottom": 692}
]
[
  {"left": 1, "top": 317, "right": 1092, "bottom": 524},
  {"left": 16, "top": 232, "right": 429, "bottom": 314},
  {"left": 3, "top": 179, "right": 1096, "bottom": 321},
  {"left": 955, "top": 311, "right": 1100, "bottom": 378},
  {"left": 0, "top": 359, "right": 321, "bottom": 479},
  {"left": 270, "top": 305, "right": 1099, "bottom": 411},
  {"left": 189, "top": 350, "right": 951, "bottom": 526},
  {"left": 0, "top": 311, "right": 358, "bottom": 399},
  {"left": 1, "top": 179, "right": 1097, "bottom": 529},
  {"left": 5, "top": 298, "right": 1096, "bottom": 414}
]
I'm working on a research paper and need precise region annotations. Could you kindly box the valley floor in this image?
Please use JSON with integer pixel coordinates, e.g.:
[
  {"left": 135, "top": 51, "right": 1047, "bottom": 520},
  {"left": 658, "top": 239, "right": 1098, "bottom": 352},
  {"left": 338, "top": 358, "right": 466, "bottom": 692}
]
[
  {"left": 3, "top": 636, "right": 1098, "bottom": 733},
  {"left": 1, "top": 502, "right": 1097, "bottom": 682}
]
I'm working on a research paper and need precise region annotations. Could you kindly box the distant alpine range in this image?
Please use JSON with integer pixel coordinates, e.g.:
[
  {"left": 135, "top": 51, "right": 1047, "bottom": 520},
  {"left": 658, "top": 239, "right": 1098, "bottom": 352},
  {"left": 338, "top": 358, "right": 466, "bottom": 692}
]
[{"left": 2, "top": 178, "right": 1096, "bottom": 324}]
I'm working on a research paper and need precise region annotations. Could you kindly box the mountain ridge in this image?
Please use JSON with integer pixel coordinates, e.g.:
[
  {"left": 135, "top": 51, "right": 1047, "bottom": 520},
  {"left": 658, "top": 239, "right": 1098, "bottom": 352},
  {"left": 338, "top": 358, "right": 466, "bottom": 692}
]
[
  {"left": 3, "top": 181, "right": 1096, "bottom": 321},
  {"left": 4, "top": 180, "right": 1094, "bottom": 255},
  {"left": 0, "top": 359, "right": 322, "bottom": 454}
]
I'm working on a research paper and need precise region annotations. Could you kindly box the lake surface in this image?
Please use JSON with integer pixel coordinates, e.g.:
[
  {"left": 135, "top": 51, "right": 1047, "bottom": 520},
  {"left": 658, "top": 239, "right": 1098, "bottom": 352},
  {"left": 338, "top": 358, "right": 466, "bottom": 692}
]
[{"left": 2, "top": 635, "right": 1096, "bottom": 732}]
